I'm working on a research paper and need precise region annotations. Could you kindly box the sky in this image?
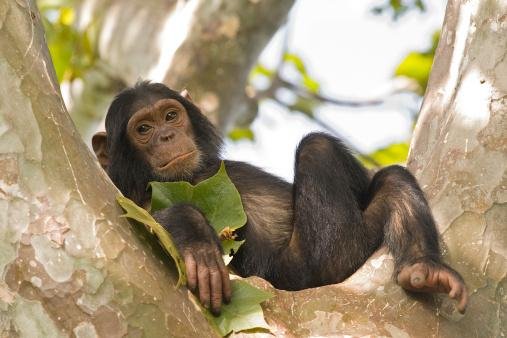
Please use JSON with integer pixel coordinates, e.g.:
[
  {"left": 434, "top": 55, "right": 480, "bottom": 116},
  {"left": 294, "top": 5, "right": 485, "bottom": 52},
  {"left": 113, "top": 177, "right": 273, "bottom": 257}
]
[{"left": 224, "top": 0, "right": 446, "bottom": 181}]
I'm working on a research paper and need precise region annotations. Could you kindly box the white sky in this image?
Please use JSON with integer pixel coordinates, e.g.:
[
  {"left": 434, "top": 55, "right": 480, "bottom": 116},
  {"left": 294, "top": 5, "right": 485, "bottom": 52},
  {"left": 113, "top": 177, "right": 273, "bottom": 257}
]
[{"left": 224, "top": 0, "right": 446, "bottom": 181}]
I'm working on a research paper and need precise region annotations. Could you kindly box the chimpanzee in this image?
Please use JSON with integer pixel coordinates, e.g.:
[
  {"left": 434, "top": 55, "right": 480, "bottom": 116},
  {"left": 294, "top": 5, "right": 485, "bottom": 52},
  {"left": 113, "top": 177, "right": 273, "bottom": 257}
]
[{"left": 92, "top": 81, "right": 468, "bottom": 315}]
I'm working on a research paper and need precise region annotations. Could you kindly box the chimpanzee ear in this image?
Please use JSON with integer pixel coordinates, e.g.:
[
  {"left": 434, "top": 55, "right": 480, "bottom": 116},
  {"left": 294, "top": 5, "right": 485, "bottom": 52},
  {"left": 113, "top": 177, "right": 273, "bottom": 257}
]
[
  {"left": 180, "top": 89, "right": 193, "bottom": 102},
  {"left": 92, "top": 131, "right": 109, "bottom": 170}
]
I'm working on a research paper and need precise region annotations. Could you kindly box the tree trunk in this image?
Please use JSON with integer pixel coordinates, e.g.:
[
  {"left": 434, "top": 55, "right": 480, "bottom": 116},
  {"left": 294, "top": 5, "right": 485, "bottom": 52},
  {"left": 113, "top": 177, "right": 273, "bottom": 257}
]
[
  {"left": 161, "top": 0, "right": 295, "bottom": 130},
  {"left": 408, "top": 0, "right": 507, "bottom": 336},
  {"left": 70, "top": 0, "right": 294, "bottom": 141},
  {"left": 0, "top": 1, "right": 216, "bottom": 336}
]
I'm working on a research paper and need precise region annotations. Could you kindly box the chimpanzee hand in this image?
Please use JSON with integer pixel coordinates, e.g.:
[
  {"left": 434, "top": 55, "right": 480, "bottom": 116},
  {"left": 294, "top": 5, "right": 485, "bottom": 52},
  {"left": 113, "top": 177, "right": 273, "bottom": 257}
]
[
  {"left": 182, "top": 243, "right": 232, "bottom": 315},
  {"left": 152, "top": 203, "right": 232, "bottom": 316}
]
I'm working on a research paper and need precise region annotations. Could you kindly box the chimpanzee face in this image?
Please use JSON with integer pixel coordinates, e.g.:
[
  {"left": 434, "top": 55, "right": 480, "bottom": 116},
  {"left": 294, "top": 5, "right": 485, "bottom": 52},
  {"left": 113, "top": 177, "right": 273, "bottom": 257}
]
[
  {"left": 126, "top": 97, "right": 202, "bottom": 179},
  {"left": 93, "top": 82, "right": 222, "bottom": 204}
]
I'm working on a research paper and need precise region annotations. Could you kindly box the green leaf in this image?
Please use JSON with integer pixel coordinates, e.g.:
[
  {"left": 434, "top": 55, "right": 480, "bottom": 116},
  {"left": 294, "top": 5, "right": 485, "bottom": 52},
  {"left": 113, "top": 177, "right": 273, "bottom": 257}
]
[
  {"left": 367, "top": 142, "right": 410, "bottom": 166},
  {"left": 116, "top": 195, "right": 186, "bottom": 287},
  {"left": 370, "top": 0, "right": 426, "bottom": 20},
  {"left": 58, "top": 7, "right": 75, "bottom": 25},
  {"left": 118, "top": 164, "right": 272, "bottom": 336},
  {"left": 390, "top": 0, "right": 402, "bottom": 12},
  {"left": 213, "top": 280, "right": 273, "bottom": 336},
  {"left": 302, "top": 74, "right": 320, "bottom": 94},
  {"left": 150, "top": 162, "right": 247, "bottom": 234},
  {"left": 228, "top": 128, "right": 255, "bottom": 141},
  {"left": 222, "top": 239, "right": 245, "bottom": 265},
  {"left": 284, "top": 53, "right": 308, "bottom": 76},
  {"left": 415, "top": 0, "right": 426, "bottom": 11},
  {"left": 250, "top": 64, "right": 274, "bottom": 79},
  {"left": 150, "top": 181, "right": 193, "bottom": 211},
  {"left": 288, "top": 97, "right": 318, "bottom": 118},
  {"left": 430, "top": 30, "right": 441, "bottom": 54},
  {"left": 394, "top": 30, "right": 439, "bottom": 94},
  {"left": 395, "top": 52, "right": 433, "bottom": 93},
  {"left": 222, "top": 239, "right": 245, "bottom": 256},
  {"left": 40, "top": 3, "right": 99, "bottom": 83},
  {"left": 150, "top": 162, "right": 247, "bottom": 266}
]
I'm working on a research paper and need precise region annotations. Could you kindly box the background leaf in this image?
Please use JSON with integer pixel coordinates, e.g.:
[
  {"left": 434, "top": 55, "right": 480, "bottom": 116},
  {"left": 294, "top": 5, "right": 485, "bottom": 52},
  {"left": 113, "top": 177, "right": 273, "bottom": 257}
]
[
  {"left": 395, "top": 52, "right": 433, "bottom": 93},
  {"left": 359, "top": 142, "right": 409, "bottom": 167},
  {"left": 228, "top": 128, "right": 255, "bottom": 141}
]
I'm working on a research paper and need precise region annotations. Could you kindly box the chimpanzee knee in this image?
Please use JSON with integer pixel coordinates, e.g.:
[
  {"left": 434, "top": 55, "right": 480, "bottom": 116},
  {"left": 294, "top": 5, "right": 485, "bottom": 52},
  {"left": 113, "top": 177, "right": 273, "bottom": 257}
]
[
  {"left": 368, "top": 165, "right": 422, "bottom": 199},
  {"left": 295, "top": 132, "right": 369, "bottom": 204},
  {"left": 296, "top": 132, "right": 348, "bottom": 165}
]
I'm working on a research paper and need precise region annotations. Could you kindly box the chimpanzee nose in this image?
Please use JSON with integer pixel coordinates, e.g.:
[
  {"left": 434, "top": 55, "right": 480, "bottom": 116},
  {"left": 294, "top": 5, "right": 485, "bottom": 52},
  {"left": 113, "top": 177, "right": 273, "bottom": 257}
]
[{"left": 159, "top": 130, "right": 175, "bottom": 142}]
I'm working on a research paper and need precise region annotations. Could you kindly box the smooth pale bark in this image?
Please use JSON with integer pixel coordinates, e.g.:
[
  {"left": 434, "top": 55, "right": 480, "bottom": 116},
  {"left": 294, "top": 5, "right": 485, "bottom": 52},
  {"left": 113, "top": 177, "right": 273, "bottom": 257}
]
[
  {"left": 0, "top": 1, "right": 216, "bottom": 336},
  {"left": 408, "top": 0, "right": 507, "bottom": 335}
]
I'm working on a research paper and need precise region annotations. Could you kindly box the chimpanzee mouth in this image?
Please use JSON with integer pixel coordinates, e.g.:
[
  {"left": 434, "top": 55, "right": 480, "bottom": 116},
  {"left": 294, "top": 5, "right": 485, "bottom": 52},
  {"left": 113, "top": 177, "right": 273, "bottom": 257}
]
[{"left": 158, "top": 150, "right": 197, "bottom": 170}]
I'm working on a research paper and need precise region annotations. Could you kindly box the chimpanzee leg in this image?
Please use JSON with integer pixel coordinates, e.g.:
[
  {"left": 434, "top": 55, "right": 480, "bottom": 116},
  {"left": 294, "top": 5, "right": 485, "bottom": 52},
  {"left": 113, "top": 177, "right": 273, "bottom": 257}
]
[
  {"left": 364, "top": 166, "right": 440, "bottom": 272},
  {"left": 364, "top": 166, "right": 468, "bottom": 312},
  {"left": 275, "top": 133, "right": 467, "bottom": 313},
  {"left": 278, "top": 132, "right": 383, "bottom": 290}
]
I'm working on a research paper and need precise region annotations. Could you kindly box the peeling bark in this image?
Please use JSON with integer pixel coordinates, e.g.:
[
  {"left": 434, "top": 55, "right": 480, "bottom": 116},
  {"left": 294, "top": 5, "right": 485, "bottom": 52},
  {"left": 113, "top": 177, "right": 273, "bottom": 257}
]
[{"left": 0, "top": 1, "right": 216, "bottom": 336}]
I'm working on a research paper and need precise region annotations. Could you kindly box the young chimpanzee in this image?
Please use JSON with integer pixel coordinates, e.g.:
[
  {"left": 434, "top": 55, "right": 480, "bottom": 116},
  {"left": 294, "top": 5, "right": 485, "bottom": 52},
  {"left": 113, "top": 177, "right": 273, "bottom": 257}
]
[{"left": 92, "top": 81, "right": 468, "bottom": 315}]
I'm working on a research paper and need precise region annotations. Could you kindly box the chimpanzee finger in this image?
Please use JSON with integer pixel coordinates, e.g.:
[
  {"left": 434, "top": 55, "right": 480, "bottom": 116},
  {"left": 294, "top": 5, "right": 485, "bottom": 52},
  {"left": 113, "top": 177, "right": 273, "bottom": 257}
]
[
  {"left": 457, "top": 285, "right": 468, "bottom": 314},
  {"left": 184, "top": 253, "right": 197, "bottom": 292},
  {"left": 196, "top": 257, "right": 211, "bottom": 309},
  {"left": 215, "top": 254, "right": 232, "bottom": 303},
  {"left": 206, "top": 256, "right": 223, "bottom": 316},
  {"left": 448, "top": 275, "right": 460, "bottom": 299},
  {"left": 448, "top": 274, "right": 468, "bottom": 314}
]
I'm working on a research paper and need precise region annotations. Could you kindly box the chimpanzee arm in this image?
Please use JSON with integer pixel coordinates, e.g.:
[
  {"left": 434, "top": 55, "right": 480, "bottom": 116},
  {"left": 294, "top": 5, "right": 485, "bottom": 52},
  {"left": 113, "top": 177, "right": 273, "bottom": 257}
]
[{"left": 152, "top": 204, "right": 231, "bottom": 315}]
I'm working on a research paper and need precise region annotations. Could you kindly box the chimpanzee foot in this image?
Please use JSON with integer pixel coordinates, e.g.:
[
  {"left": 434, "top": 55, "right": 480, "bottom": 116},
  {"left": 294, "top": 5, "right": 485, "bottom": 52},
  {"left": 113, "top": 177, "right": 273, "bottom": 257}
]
[{"left": 396, "top": 262, "right": 468, "bottom": 314}]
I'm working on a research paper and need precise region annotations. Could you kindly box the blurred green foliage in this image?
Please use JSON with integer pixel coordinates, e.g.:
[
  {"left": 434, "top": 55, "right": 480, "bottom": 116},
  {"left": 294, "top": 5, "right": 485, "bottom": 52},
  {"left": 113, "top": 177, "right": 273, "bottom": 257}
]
[
  {"left": 287, "top": 97, "right": 318, "bottom": 118},
  {"left": 249, "top": 44, "right": 421, "bottom": 166},
  {"left": 228, "top": 128, "right": 255, "bottom": 141},
  {"left": 360, "top": 142, "right": 410, "bottom": 167},
  {"left": 38, "top": 0, "right": 434, "bottom": 167},
  {"left": 38, "top": 0, "right": 98, "bottom": 82},
  {"left": 250, "top": 52, "right": 414, "bottom": 167},
  {"left": 372, "top": 0, "right": 426, "bottom": 20},
  {"left": 249, "top": 52, "right": 323, "bottom": 120},
  {"left": 395, "top": 31, "right": 439, "bottom": 94},
  {"left": 284, "top": 53, "right": 320, "bottom": 94},
  {"left": 251, "top": 64, "right": 275, "bottom": 79}
]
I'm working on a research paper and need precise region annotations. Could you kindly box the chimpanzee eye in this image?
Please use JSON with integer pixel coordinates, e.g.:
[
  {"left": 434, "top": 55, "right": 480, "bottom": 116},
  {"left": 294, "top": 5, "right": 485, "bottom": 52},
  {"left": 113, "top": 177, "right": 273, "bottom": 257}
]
[
  {"left": 165, "top": 111, "right": 177, "bottom": 121},
  {"left": 136, "top": 124, "right": 151, "bottom": 134}
]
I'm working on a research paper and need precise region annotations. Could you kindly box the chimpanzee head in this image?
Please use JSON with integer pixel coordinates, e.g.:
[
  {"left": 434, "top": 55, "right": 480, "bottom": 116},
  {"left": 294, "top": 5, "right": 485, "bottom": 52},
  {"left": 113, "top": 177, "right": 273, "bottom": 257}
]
[{"left": 92, "top": 81, "right": 222, "bottom": 204}]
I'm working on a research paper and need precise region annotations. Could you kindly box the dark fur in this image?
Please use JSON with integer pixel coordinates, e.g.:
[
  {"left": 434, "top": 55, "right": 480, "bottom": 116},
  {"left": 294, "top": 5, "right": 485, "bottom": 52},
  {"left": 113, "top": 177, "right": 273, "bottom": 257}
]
[{"left": 103, "top": 82, "right": 446, "bottom": 291}]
